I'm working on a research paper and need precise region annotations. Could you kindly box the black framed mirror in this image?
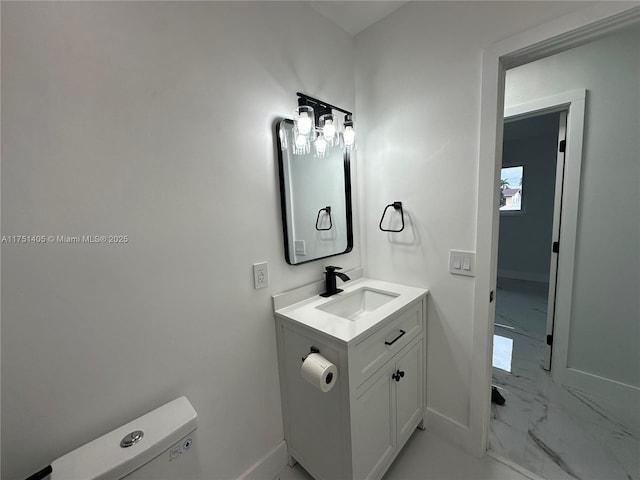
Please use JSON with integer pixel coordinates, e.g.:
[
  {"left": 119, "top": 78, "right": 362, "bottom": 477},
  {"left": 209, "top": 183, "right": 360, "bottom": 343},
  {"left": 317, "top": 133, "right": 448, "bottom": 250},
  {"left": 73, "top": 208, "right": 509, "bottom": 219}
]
[{"left": 276, "top": 119, "right": 353, "bottom": 265}]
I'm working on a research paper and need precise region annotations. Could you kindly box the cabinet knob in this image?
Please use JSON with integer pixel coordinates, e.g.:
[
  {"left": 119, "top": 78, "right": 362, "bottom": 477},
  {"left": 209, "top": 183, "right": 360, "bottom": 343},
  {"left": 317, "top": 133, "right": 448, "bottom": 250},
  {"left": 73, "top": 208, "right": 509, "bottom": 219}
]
[{"left": 392, "top": 369, "right": 405, "bottom": 382}]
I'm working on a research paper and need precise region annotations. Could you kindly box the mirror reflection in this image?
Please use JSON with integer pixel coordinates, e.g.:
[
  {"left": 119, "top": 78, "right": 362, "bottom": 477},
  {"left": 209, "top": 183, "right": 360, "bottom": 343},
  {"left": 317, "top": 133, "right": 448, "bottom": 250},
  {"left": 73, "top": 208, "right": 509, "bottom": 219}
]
[{"left": 276, "top": 119, "right": 353, "bottom": 265}]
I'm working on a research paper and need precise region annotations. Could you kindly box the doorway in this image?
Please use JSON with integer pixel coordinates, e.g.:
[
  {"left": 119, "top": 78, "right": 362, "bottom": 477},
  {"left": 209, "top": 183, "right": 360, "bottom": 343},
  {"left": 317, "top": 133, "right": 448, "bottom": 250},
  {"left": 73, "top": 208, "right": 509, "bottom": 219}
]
[
  {"left": 482, "top": 24, "right": 639, "bottom": 480},
  {"left": 489, "top": 110, "right": 568, "bottom": 474},
  {"left": 469, "top": 6, "right": 640, "bottom": 461},
  {"left": 492, "top": 108, "right": 567, "bottom": 371},
  {"left": 492, "top": 110, "right": 562, "bottom": 369}
]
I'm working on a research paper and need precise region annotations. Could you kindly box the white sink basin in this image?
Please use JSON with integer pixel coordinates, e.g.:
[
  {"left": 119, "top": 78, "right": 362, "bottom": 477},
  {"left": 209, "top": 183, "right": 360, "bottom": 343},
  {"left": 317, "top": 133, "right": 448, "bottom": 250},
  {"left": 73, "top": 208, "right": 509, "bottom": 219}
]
[
  {"left": 316, "top": 287, "right": 399, "bottom": 321},
  {"left": 274, "top": 276, "right": 429, "bottom": 343}
]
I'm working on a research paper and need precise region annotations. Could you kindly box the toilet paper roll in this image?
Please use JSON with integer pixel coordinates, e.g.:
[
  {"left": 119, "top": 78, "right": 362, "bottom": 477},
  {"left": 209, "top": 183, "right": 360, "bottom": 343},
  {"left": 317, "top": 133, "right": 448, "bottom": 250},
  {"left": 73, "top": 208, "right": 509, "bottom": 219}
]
[{"left": 301, "top": 353, "right": 337, "bottom": 392}]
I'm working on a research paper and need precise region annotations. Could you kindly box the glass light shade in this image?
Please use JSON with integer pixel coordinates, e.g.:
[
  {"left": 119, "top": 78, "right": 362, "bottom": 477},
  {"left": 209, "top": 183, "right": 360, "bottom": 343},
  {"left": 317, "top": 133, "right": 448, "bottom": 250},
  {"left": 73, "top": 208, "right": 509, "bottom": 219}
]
[
  {"left": 293, "top": 133, "right": 310, "bottom": 155},
  {"left": 294, "top": 105, "right": 315, "bottom": 139},
  {"left": 343, "top": 125, "right": 355, "bottom": 147},
  {"left": 279, "top": 126, "right": 288, "bottom": 150},
  {"left": 314, "top": 131, "right": 327, "bottom": 158},
  {"left": 342, "top": 114, "right": 355, "bottom": 149},
  {"left": 319, "top": 113, "right": 338, "bottom": 146}
]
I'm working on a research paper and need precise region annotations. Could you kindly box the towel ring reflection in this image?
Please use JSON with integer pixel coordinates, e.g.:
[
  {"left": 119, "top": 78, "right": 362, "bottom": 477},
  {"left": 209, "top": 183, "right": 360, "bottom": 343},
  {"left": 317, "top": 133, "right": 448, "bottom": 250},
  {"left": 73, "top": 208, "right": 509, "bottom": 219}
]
[{"left": 315, "top": 206, "right": 333, "bottom": 231}]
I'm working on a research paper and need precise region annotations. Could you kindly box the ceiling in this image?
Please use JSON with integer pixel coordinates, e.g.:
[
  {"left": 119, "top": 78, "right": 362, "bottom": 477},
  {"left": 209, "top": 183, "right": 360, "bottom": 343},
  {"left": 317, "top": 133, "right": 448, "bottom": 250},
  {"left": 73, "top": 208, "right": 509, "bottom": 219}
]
[{"left": 307, "top": 1, "right": 410, "bottom": 37}]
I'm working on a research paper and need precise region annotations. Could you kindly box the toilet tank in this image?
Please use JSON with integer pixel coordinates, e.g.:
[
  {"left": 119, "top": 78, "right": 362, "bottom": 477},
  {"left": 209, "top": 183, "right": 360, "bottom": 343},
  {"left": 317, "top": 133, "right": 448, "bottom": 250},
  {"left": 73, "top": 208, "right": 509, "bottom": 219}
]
[
  {"left": 121, "top": 430, "right": 201, "bottom": 480},
  {"left": 44, "top": 396, "right": 200, "bottom": 480}
]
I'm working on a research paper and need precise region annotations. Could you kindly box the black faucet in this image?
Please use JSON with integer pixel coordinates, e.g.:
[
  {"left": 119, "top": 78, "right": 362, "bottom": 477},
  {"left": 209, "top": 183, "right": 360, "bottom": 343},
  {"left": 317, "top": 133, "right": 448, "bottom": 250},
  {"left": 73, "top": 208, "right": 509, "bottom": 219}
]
[{"left": 320, "top": 266, "right": 351, "bottom": 297}]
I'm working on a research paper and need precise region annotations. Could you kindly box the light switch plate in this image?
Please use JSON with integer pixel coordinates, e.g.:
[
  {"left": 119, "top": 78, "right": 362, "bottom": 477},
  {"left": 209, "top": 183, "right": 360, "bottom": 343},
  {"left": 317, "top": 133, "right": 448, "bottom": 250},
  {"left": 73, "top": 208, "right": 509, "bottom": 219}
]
[{"left": 449, "top": 250, "right": 475, "bottom": 277}]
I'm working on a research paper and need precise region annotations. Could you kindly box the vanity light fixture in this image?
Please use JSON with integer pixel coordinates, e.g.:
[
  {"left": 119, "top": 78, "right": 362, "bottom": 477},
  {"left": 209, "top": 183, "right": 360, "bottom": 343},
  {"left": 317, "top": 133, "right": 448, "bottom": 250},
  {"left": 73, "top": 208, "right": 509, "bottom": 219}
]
[{"left": 293, "top": 92, "right": 355, "bottom": 156}]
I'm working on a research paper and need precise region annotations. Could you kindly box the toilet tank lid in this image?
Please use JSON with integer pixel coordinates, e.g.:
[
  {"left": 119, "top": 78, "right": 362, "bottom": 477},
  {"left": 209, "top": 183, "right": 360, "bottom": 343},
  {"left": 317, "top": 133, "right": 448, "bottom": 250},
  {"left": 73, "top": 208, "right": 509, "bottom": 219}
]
[{"left": 51, "top": 396, "right": 197, "bottom": 480}]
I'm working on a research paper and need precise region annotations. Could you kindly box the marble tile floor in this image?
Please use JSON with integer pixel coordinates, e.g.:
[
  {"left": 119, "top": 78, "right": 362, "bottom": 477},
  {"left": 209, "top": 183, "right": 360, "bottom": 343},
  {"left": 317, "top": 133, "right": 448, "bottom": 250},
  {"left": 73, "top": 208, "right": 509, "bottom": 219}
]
[
  {"left": 490, "top": 278, "right": 639, "bottom": 480},
  {"left": 279, "top": 429, "right": 533, "bottom": 480}
]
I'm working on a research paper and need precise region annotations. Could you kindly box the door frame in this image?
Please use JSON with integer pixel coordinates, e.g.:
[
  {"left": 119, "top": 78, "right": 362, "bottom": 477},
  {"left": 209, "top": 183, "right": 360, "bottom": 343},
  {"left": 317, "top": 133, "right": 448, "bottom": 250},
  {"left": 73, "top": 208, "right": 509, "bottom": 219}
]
[
  {"left": 468, "top": 4, "right": 640, "bottom": 457},
  {"left": 503, "top": 93, "right": 585, "bottom": 374}
]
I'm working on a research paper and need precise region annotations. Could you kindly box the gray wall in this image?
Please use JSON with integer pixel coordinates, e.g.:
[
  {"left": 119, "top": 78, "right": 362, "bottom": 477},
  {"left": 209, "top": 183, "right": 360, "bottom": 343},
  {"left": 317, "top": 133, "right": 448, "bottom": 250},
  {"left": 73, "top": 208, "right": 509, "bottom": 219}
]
[
  {"left": 1, "top": 2, "right": 360, "bottom": 479},
  {"left": 506, "top": 25, "right": 640, "bottom": 388},
  {"left": 498, "top": 113, "right": 560, "bottom": 282}
]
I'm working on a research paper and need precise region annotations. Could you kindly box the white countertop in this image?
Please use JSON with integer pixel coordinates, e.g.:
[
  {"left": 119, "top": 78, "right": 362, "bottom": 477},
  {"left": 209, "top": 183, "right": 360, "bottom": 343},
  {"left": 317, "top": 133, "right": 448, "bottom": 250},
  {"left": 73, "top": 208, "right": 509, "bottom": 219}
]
[{"left": 274, "top": 277, "right": 428, "bottom": 344}]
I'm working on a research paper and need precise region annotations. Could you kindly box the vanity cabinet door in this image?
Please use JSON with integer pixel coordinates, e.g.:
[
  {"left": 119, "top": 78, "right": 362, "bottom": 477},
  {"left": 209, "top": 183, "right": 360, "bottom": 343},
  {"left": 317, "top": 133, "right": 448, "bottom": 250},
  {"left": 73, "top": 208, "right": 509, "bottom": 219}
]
[
  {"left": 351, "top": 338, "right": 424, "bottom": 480},
  {"left": 394, "top": 340, "right": 424, "bottom": 449},
  {"left": 351, "top": 366, "right": 396, "bottom": 480}
]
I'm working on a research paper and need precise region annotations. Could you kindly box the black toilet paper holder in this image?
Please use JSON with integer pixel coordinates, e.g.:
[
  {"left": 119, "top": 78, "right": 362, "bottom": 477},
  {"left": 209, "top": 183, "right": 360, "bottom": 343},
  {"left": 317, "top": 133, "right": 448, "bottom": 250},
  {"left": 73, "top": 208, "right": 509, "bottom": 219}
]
[{"left": 301, "top": 346, "right": 320, "bottom": 363}]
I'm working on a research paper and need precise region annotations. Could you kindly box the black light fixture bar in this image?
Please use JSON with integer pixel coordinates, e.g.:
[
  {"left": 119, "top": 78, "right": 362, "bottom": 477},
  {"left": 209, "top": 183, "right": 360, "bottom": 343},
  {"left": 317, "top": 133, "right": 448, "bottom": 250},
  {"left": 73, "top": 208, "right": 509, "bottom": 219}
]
[{"left": 296, "top": 92, "right": 352, "bottom": 116}]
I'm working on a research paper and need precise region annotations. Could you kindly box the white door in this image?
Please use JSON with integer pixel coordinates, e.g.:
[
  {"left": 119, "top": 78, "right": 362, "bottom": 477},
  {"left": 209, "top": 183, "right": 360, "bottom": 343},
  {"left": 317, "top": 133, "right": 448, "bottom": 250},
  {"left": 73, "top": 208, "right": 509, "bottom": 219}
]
[{"left": 544, "top": 110, "right": 568, "bottom": 371}]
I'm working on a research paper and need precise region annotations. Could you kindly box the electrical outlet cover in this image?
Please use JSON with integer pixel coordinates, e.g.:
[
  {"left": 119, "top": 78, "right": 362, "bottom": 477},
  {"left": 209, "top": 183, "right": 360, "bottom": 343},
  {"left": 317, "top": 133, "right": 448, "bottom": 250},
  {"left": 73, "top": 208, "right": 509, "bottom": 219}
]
[{"left": 253, "top": 262, "right": 269, "bottom": 289}]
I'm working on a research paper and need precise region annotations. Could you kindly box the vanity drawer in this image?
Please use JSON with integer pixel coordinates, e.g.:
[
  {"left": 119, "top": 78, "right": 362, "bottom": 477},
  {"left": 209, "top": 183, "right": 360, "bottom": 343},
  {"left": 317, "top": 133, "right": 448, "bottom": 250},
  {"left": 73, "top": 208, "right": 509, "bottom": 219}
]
[{"left": 351, "top": 301, "right": 423, "bottom": 386}]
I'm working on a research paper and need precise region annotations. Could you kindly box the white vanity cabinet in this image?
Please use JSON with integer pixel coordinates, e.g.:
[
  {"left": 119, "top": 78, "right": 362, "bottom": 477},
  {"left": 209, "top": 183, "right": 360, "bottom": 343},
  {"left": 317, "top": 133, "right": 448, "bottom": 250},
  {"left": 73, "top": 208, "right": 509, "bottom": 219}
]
[{"left": 274, "top": 279, "right": 427, "bottom": 480}]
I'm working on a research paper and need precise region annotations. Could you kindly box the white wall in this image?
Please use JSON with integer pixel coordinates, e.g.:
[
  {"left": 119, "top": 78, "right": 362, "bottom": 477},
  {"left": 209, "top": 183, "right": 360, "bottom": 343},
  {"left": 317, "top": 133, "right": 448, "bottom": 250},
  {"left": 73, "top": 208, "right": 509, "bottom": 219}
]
[
  {"left": 498, "top": 114, "right": 560, "bottom": 282},
  {"left": 1, "top": 2, "right": 360, "bottom": 479},
  {"left": 353, "top": 1, "right": 595, "bottom": 447},
  {"left": 505, "top": 25, "right": 640, "bottom": 388}
]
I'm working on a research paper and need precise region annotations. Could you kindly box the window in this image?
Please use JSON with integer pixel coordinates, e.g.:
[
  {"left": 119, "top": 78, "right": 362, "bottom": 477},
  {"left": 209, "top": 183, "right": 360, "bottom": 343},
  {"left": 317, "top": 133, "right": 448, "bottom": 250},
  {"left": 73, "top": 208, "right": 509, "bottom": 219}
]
[{"left": 500, "top": 166, "right": 523, "bottom": 212}]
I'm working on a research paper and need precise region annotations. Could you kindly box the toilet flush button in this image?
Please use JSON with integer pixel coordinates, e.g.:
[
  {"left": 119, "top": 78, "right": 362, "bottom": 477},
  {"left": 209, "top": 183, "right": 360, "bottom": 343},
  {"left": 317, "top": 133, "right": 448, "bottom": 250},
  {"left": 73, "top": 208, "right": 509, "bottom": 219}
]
[{"left": 120, "top": 430, "right": 144, "bottom": 448}]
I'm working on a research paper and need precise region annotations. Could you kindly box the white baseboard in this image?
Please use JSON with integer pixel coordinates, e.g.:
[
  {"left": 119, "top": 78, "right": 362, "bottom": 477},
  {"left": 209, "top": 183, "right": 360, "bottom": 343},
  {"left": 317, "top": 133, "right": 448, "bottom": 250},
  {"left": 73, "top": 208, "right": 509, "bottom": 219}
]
[
  {"left": 555, "top": 367, "right": 640, "bottom": 432},
  {"left": 424, "top": 408, "right": 470, "bottom": 453},
  {"left": 497, "top": 270, "right": 548, "bottom": 283},
  {"left": 487, "top": 450, "right": 545, "bottom": 480},
  {"left": 237, "top": 441, "right": 287, "bottom": 480}
]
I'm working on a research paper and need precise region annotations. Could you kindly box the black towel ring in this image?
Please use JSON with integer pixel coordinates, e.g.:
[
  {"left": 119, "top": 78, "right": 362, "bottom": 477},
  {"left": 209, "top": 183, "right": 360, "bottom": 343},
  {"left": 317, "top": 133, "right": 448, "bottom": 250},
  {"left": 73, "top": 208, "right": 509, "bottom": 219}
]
[
  {"left": 315, "top": 206, "right": 333, "bottom": 231},
  {"left": 379, "top": 201, "right": 405, "bottom": 232}
]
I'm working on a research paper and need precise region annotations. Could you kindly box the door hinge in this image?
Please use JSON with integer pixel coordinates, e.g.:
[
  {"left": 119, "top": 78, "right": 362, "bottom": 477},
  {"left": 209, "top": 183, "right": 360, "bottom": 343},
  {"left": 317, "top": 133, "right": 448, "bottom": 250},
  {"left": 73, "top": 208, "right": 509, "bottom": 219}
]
[
  {"left": 559, "top": 140, "right": 566, "bottom": 153},
  {"left": 489, "top": 290, "right": 494, "bottom": 303},
  {"left": 546, "top": 334, "right": 553, "bottom": 346},
  {"left": 552, "top": 241, "right": 559, "bottom": 253}
]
